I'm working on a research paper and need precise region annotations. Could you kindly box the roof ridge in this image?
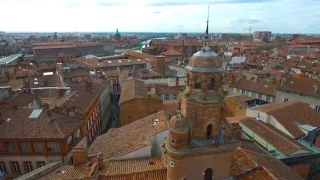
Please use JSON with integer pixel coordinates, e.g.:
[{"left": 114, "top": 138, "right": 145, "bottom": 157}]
[
  {"left": 53, "top": 119, "right": 65, "bottom": 138},
  {"left": 252, "top": 119, "right": 302, "bottom": 150},
  {"left": 267, "top": 101, "right": 299, "bottom": 114}
]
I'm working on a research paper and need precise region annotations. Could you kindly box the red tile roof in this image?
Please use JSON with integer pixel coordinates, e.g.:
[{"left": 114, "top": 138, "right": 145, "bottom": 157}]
[
  {"left": 240, "top": 118, "right": 309, "bottom": 155},
  {"left": 231, "top": 148, "right": 303, "bottom": 180},
  {"left": 267, "top": 102, "right": 320, "bottom": 139},
  {"left": 62, "top": 88, "right": 99, "bottom": 114},
  {"left": 100, "top": 157, "right": 166, "bottom": 179},
  {"left": 6, "top": 92, "right": 40, "bottom": 107},
  {"left": 88, "top": 111, "right": 168, "bottom": 160},
  {"left": 0, "top": 108, "right": 82, "bottom": 139},
  {"left": 160, "top": 49, "right": 183, "bottom": 56},
  {"left": 226, "top": 94, "right": 256, "bottom": 107},
  {"left": 230, "top": 78, "right": 278, "bottom": 96},
  {"left": 33, "top": 45, "right": 77, "bottom": 50},
  {"left": 124, "top": 51, "right": 157, "bottom": 62},
  {"left": 157, "top": 102, "right": 179, "bottom": 116},
  {"left": 119, "top": 78, "right": 147, "bottom": 104},
  {"left": 151, "top": 40, "right": 216, "bottom": 47},
  {"left": 254, "top": 100, "right": 299, "bottom": 113},
  {"left": 277, "top": 77, "right": 320, "bottom": 98}
]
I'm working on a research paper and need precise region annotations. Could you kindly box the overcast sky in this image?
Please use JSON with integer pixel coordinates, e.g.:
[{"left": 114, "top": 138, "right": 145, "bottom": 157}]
[{"left": 0, "top": 0, "right": 319, "bottom": 33}]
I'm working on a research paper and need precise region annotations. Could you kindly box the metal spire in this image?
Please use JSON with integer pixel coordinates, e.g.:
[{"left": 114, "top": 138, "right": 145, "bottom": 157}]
[{"left": 206, "top": 0, "right": 210, "bottom": 35}]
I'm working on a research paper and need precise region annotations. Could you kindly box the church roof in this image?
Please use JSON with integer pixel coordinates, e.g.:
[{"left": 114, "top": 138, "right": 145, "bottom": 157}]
[{"left": 185, "top": 50, "right": 223, "bottom": 72}]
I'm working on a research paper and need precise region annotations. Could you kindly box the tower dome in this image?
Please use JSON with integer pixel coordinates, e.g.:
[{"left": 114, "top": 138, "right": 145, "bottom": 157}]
[
  {"left": 169, "top": 110, "right": 188, "bottom": 132},
  {"left": 185, "top": 21, "right": 223, "bottom": 73},
  {"left": 115, "top": 29, "right": 121, "bottom": 37}
]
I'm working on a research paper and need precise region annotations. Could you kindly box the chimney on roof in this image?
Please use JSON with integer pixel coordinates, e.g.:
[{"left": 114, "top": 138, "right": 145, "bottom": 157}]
[
  {"left": 72, "top": 147, "right": 88, "bottom": 166},
  {"left": 0, "top": 112, "right": 3, "bottom": 124},
  {"left": 314, "top": 85, "right": 318, "bottom": 93},
  {"left": 86, "top": 81, "right": 93, "bottom": 90},
  {"left": 231, "top": 75, "right": 235, "bottom": 84},
  {"left": 97, "top": 153, "right": 104, "bottom": 170}
]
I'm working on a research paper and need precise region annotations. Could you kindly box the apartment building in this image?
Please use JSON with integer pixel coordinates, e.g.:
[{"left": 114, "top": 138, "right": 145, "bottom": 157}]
[{"left": 0, "top": 108, "right": 84, "bottom": 179}]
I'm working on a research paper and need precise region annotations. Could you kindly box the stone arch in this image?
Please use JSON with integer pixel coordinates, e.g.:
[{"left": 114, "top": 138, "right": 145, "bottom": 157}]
[
  {"left": 206, "top": 124, "right": 212, "bottom": 139},
  {"left": 204, "top": 168, "right": 213, "bottom": 180}
]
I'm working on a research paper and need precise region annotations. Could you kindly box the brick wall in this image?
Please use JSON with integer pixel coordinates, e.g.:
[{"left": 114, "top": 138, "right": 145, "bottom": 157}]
[
  {"left": 223, "top": 99, "right": 247, "bottom": 117},
  {"left": 120, "top": 98, "right": 163, "bottom": 126}
]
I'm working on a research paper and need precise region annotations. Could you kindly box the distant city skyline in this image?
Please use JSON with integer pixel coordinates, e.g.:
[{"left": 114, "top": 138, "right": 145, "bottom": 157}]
[{"left": 1, "top": 0, "right": 320, "bottom": 34}]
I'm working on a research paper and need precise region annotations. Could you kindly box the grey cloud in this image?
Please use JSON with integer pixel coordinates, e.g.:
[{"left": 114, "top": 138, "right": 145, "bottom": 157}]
[{"left": 153, "top": 11, "right": 161, "bottom": 14}]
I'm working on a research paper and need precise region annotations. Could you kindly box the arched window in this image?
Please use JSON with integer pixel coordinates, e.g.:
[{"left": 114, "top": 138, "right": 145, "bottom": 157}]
[
  {"left": 204, "top": 168, "right": 213, "bottom": 180},
  {"left": 206, "top": 124, "right": 212, "bottom": 139},
  {"left": 195, "top": 78, "right": 201, "bottom": 89},
  {"left": 207, "top": 78, "right": 215, "bottom": 91}
]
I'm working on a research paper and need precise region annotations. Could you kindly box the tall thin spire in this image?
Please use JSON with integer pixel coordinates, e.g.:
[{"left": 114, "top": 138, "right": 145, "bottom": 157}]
[
  {"left": 206, "top": 0, "right": 210, "bottom": 35},
  {"left": 202, "top": 0, "right": 211, "bottom": 51}
]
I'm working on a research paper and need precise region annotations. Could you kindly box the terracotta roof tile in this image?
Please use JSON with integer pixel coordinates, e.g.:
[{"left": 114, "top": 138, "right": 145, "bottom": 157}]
[
  {"left": 38, "top": 165, "right": 87, "bottom": 180},
  {"left": 119, "top": 78, "right": 147, "bottom": 104},
  {"left": 160, "top": 49, "right": 183, "bottom": 56},
  {"left": 88, "top": 111, "right": 168, "bottom": 160},
  {"left": 33, "top": 45, "right": 77, "bottom": 50},
  {"left": 151, "top": 40, "right": 216, "bottom": 47},
  {"left": 267, "top": 102, "right": 320, "bottom": 139},
  {"left": 137, "top": 69, "right": 162, "bottom": 78},
  {"left": 44, "top": 74, "right": 64, "bottom": 87},
  {"left": 63, "top": 70, "right": 89, "bottom": 79},
  {"left": 6, "top": 92, "right": 40, "bottom": 107},
  {"left": 75, "top": 56, "right": 147, "bottom": 69},
  {"left": 248, "top": 150, "right": 304, "bottom": 180},
  {"left": 101, "top": 157, "right": 166, "bottom": 177},
  {"left": 102, "top": 170, "right": 166, "bottom": 180},
  {"left": 277, "top": 77, "right": 320, "bottom": 98},
  {"left": 62, "top": 88, "right": 99, "bottom": 114},
  {"left": 157, "top": 102, "right": 179, "bottom": 116},
  {"left": 32, "top": 42, "right": 75, "bottom": 47},
  {"left": 124, "top": 51, "right": 157, "bottom": 62},
  {"left": 226, "top": 94, "right": 256, "bottom": 107},
  {"left": 254, "top": 100, "right": 299, "bottom": 113},
  {"left": 230, "top": 78, "right": 278, "bottom": 96},
  {"left": 240, "top": 118, "right": 309, "bottom": 155},
  {"left": 0, "top": 79, "right": 24, "bottom": 89},
  {"left": 232, "top": 148, "right": 303, "bottom": 180},
  {"left": 0, "top": 108, "right": 83, "bottom": 139}
]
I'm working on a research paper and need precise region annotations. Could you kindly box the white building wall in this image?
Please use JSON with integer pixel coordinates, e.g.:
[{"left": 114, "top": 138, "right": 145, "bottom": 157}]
[
  {"left": 230, "top": 56, "right": 246, "bottom": 64},
  {"left": 149, "top": 130, "right": 169, "bottom": 156},
  {"left": 1, "top": 156, "right": 63, "bottom": 175}
]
